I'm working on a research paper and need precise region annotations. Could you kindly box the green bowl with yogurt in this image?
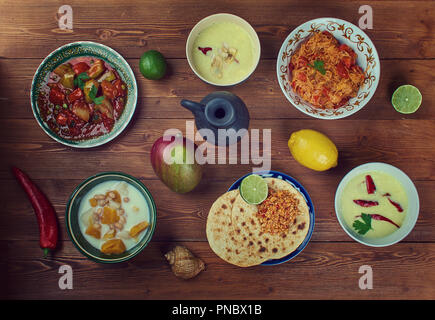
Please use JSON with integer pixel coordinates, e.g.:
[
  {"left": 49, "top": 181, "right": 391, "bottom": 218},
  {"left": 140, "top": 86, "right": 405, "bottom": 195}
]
[
  {"left": 334, "top": 163, "right": 419, "bottom": 247},
  {"left": 66, "top": 172, "right": 156, "bottom": 263}
]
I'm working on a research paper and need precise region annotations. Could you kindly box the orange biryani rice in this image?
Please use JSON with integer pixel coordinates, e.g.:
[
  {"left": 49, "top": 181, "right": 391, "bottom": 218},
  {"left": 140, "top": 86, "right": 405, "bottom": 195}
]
[{"left": 289, "top": 31, "right": 365, "bottom": 109}]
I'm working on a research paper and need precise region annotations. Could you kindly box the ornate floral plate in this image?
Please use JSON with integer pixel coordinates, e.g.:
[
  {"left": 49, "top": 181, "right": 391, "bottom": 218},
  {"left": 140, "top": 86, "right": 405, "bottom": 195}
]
[
  {"left": 30, "top": 41, "right": 138, "bottom": 147},
  {"left": 276, "top": 18, "right": 380, "bottom": 119}
]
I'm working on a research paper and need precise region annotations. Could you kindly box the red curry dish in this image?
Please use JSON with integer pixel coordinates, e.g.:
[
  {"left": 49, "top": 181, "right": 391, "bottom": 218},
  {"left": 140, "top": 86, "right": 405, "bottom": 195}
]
[{"left": 37, "top": 57, "right": 127, "bottom": 141}]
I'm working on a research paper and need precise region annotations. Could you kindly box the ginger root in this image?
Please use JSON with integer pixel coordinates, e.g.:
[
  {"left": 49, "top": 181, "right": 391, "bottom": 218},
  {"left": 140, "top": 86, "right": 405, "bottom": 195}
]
[{"left": 165, "top": 245, "right": 205, "bottom": 280}]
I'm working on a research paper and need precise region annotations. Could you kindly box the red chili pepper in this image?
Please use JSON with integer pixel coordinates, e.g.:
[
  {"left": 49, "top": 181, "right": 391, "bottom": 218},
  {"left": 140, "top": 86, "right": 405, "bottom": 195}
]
[
  {"left": 369, "top": 214, "right": 400, "bottom": 228},
  {"left": 12, "top": 167, "right": 59, "bottom": 257},
  {"left": 353, "top": 199, "right": 379, "bottom": 207},
  {"left": 365, "top": 175, "right": 376, "bottom": 194},
  {"left": 198, "top": 47, "right": 212, "bottom": 55},
  {"left": 387, "top": 198, "right": 404, "bottom": 212}
]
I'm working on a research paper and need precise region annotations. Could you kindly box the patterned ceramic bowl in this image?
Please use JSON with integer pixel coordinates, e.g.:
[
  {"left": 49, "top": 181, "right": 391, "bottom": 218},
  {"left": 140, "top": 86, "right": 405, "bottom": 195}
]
[
  {"left": 276, "top": 18, "right": 380, "bottom": 119},
  {"left": 30, "top": 41, "right": 137, "bottom": 147},
  {"left": 66, "top": 172, "right": 157, "bottom": 263}
]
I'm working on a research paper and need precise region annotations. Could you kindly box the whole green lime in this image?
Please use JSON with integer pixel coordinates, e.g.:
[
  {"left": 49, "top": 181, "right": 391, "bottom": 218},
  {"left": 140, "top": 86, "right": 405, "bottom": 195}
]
[{"left": 139, "top": 50, "right": 167, "bottom": 80}]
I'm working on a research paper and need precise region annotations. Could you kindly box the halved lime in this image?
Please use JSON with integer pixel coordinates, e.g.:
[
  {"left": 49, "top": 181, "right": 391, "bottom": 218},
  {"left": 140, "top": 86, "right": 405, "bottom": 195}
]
[
  {"left": 239, "top": 174, "right": 268, "bottom": 205},
  {"left": 391, "top": 85, "right": 422, "bottom": 114}
]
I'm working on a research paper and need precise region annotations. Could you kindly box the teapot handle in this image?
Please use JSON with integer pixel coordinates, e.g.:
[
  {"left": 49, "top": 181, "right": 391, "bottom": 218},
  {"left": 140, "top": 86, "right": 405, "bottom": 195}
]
[{"left": 180, "top": 99, "right": 205, "bottom": 117}]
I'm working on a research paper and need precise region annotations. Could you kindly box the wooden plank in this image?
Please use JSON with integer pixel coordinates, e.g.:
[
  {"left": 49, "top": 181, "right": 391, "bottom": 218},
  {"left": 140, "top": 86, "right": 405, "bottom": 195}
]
[
  {"left": 1, "top": 0, "right": 434, "bottom": 302},
  {"left": 2, "top": 240, "right": 434, "bottom": 299},
  {"left": 1, "top": 59, "right": 434, "bottom": 120},
  {"left": 0, "top": 178, "right": 433, "bottom": 243},
  {"left": 0, "top": 1, "right": 435, "bottom": 59},
  {"left": 0, "top": 119, "right": 434, "bottom": 180}
]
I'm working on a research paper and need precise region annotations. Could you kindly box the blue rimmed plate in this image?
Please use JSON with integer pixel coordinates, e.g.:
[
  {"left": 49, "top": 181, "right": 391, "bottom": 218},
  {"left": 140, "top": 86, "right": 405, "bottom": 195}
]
[
  {"left": 30, "top": 41, "right": 137, "bottom": 148},
  {"left": 228, "top": 170, "right": 315, "bottom": 265}
]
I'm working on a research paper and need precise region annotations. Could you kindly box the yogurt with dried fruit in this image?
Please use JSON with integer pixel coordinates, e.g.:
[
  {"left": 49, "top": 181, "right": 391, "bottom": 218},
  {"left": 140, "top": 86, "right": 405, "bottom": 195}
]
[
  {"left": 192, "top": 21, "right": 256, "bottom": 85},
  {"left": 78, "top": 180, "right": 151, "bottom": 254}
]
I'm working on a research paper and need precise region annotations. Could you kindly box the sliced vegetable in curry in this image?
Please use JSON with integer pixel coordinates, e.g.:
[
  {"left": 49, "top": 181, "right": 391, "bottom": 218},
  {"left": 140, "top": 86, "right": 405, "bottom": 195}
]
[{"left": 37, "top": 57, "right": 127, "bottom": 141}]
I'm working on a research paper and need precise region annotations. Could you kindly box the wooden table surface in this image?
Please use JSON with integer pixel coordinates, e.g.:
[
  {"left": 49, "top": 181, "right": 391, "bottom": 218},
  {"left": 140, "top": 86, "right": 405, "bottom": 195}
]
[{"left": 1, "top": 0, "right": 434, "bottom": 300}]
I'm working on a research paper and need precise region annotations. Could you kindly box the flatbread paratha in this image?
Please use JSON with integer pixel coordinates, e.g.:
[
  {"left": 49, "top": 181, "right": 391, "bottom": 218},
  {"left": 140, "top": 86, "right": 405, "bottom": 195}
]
[{"left": 206, "top": 178, "right": 311, "bottom": 267}]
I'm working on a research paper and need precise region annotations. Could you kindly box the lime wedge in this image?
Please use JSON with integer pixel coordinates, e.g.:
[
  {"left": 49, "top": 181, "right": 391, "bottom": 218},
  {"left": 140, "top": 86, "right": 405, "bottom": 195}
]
[
  {"left": 391, "top": 85, "right": 422, "bottom": 114},
  {"left": 239, "top": 174, "right": 268, "bottom": 205}
]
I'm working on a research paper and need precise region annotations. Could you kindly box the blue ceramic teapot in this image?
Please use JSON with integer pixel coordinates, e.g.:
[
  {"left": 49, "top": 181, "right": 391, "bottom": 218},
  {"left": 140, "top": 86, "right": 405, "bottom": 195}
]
[{"left": 181, "top": 91, "right": 250, "bottom": 146}]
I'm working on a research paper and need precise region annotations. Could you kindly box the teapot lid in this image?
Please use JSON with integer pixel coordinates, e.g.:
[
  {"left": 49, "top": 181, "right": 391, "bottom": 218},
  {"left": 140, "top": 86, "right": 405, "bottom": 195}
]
[{"left": 204, "top": 97, "right": 236, "bottom": 128}]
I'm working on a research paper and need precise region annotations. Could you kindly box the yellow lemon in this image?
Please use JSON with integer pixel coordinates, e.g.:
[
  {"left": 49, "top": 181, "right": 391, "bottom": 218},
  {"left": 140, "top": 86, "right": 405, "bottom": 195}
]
[{"left": 288, "top": 129, "right": 338, "bottom": 171}]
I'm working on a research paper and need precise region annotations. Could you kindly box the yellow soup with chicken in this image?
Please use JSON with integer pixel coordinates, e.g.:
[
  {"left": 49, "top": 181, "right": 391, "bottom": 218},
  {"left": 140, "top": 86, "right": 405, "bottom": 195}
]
[
  {"left": 192, "top": 21, "right": 256, "bottom": 85},
  {"left": 339, "top": 171, "right": 408, "bottom": 238}
]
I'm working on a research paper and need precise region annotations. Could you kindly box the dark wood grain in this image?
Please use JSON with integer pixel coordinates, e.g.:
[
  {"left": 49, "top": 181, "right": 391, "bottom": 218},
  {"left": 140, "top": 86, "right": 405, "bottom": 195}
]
[
  {"left": 2, "top": 240, "right": 434, "bottom": 300},
  {"left": 0, "top": 119, "right": 434, "bottom": 181},
  {"left": 1, "top": 59, "right": 435, "bottom": 120},
  {"left": 0, "top": 0, "right": 435, "bottom": 59},
  {"left": 1, "top": 0, "right": 434, "bottom": 300},
  {"left": 1, "top": 178, "right": 433, "bottom": 243}
]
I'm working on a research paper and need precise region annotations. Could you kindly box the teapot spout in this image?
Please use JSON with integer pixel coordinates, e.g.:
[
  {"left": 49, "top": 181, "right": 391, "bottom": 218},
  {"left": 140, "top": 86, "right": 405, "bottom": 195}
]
[{"left": 181, "top": 99, "right": 205, "bottom": 117}]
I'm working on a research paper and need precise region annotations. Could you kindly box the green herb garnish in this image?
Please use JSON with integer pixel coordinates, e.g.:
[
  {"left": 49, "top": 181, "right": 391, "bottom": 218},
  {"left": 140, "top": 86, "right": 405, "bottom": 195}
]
[
  {"left": 89, "top": 85, "right": 104, "bottom": 105},
  {"left": 352, "top": 213, "right": 372, "bottom": 235},
  {"left": 74, "top": 72, "right": 89, "bottom": 89},
  {"left": 308, "top": 60, "right": 326, "bottom": 75},
  {"left": 62, "top": 103, "right": 68, "bottom": 109}
]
